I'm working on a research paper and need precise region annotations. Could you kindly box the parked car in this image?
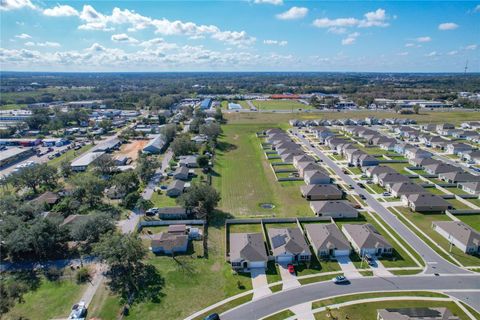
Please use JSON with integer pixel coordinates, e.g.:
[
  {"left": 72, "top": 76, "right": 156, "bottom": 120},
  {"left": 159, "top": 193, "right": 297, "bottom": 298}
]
[
  {"left": 360, "top": 194, "right": 366, "bottom": 200},
  {"left": 343, "top": 170, "right": 349, "bottom": 174},
  {"left": 358, "top": 183, "right": 365, "bottom": 188},
  {"left": 287, "top": 264, "right": 295, "bottom": 274},
  {"left": 366, "top": 180, "right": 373, "bottom": 184},
  {"left": 68, "top": 301, "right": 87, "bottom": 320},
  {"left": 146, "top": 208, "right": 159, "bottom": 216},
  {"left": 204, "top": 314, "right": 220, "bottom": 320},
  {"left": 382, "top": 192, "right": 391, "bottom": 197},
  {"left": 332, "top": 275, "right": 349, "bottom": 284},
  {"left": 348, "top": 185, "right": 354, "bottom": 189},
  {"left": 364, "top": 254, "right": 374, "bottom": 266}
]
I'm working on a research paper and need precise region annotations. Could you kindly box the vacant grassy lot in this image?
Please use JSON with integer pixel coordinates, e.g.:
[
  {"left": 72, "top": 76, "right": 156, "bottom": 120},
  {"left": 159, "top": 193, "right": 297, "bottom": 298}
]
[
  {"left": 213, "top": 124, "right": 311, "bottom": 217},
  {"left": 384, "top": 162, "right": 411, "bottom": 175},
  {"left": 4, "top": 277, "right": 86, "bottom": 320},
  {"left": 393, "top": 207, "right": 480, "bottom": 266},
  {"left": 48, "top": 144, "right": 93, "bottom": 167},
  {"left": 313, "top": 300, "right": 470, "bottom": 320},
  {"left": 252, "top": 99, "right": 312, "bottom": 111}
]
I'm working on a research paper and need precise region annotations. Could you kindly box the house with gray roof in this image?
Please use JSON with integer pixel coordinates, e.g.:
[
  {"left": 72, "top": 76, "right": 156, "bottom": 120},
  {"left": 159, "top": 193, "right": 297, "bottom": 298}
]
[
  {"left": 304, "top": 170, "right": 331, "bottom": 185},
  {"left": 389, "top": 182, "right": 427, "bottom": 198},
  {"left": 377, "top": 172, "right": 410, "bottom": 187},
  {"left": 459, "top": 181, "right": 480, "bottom": 195},
  {"left": 298, "top": 161, "right": 321, "bottom": 177},
  {"left": 423, "top": 163, "right": 463, "bottom": 175},
  {"left": 432, "top": 221, "right": 480, "bottom": 255},
  {"left": 305, "top": 223, "right": 351, "bottom": 258},
  {"left": 404, "top": 147, "right": 432, "bottom": 160},
  {"left": 267, "top": 228, "right": 311, "bottom": 264},
  {"left": 357, "top": 153, "right": 379, "bottom": 167},
  {"left": 446, "top": 142, "right": 473, "bottom": 155},
  {"left": 377, "top": 307, "right": 459, "bottom": 320},
  {"left": 178, "top": 155, "right": 198, "bottom": 168},
  {"left": 309, "top": 201, "right": 358, "bottom": 218},
  {"left": 166, "top": 180, "right": 185, "bottom": 197},
  {"left": 365, "top": 165, "right": 396, "bottom": 179},
  {"left": 173, "top": 166, "right": 190, "bottom": 180},
  {"left": 462, "top": 150, "right": 480, "bottom": 164},
  {"left": 229, "top": 233, "right": 268, "bottom": 270},
  {"left": 143, "top": 135, "right": 166, "bottom": 154},
  {"left": 293, "top": 154, "right": 315, "bottom": 168},
  {"left": 150, "top": 232, "right": 189, "bottom": 255},
  {"left": 438, "top": 171, "right": 480, "bottom": 184},
  {"left": 403, "top": 194, "right": 451, "bottom": 212},
  {"left": 342, "top": 223, "right": 393, "bottom": 257},
  {"left": 300, "top": 184, "right": 343, "bottom": 201},
  {"left": 408, "top": 157, "right": 440, "bottom": 168},
  {"left": 281, "top": 150, "right": 307, "bottom": 163},
  {"left": 71, "top": 151, "right": 105, "bottom": 171}
]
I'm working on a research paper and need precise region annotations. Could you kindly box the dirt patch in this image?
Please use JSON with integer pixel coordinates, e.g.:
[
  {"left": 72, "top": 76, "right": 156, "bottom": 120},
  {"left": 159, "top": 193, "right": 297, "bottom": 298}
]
[
  {"left": 115, "top": 139, "right": 149, "bottom": 161},
  {"left": 210, "top": 262, "right": 221, "bottom": 272},
  {"left": 233, "top": 134, "right": 239, "bottom": 140}
]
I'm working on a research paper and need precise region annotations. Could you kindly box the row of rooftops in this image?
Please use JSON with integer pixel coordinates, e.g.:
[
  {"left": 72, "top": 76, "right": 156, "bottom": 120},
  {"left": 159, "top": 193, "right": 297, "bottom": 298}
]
[{"left": 290, "top": 117, "right": 416, "bottom": 128}]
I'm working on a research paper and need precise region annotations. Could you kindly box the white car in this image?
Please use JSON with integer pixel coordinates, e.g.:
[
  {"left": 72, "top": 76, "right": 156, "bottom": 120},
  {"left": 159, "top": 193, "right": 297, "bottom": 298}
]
[
  {"left": 68, "top": 301, "right": 87, "bottom": 320},
  {"left": 332, "top": 275, "right": 349, "bottom": 284}
]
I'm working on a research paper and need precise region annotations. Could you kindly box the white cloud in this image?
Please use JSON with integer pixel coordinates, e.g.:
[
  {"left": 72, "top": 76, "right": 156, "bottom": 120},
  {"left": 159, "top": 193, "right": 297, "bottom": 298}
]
[
  {"left": 111, "top": 33, "right": 139, "bottom": 44},
  {"left": 43, "top": 5, "right": 79, "bottom": 17},
  {"left": 313, "top": 8, "right": 389, "bottom": 29},
  {"left": 276, "top": 7, "right": 308, "bottom": 20},
  {"left": 416, "top": 36, "right": 431, "bottom": 43},
  {"left": 327, "top": 27, "right": 348, "bottom": 34},
  {"left": 211, "top": 31, "right": 256, "bottom": 47},
  {"left": 24, "top": 41, "right": 61, "bottom": 47},
  {"left": 263, "top": 39, "right": 288, "bottom": 46},
  {"left": 425, "top": 51, "right": 438, "bottom": 57},
  {"left": 0, "top": 0, "right": 35, "bottom": 11},
  {"left": 397, "top": 52, "right": 409, "bottom": 56},
  {"left": 341, "top": 32, "right": 359, "bottom": 45},
  {"left": 15, "top": 33, "right": 31, "bottom": 39},
  {"left": 465, "top": 44, "right": 478, "bottom": 50},
  {"left": 253, "top": 0, "right": 283, "bottom": 5},
  {"left": 438, "top": 22, "right": 458, "bottom": 30},
  {"left": 447, "top": 50, "right": 458, "bottom": 56}
]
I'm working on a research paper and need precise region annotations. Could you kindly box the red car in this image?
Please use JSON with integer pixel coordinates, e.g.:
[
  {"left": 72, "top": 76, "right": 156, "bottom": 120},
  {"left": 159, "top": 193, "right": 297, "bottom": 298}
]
[{"left": 287, "top": 264, "right": 295, "bottom": 274}]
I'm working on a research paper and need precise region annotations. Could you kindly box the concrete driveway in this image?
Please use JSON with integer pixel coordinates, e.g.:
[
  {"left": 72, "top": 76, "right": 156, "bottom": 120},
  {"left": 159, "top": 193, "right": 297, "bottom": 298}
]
[
  {"left": 336, "top": 256, "right": 362, "bottom": 278},
  {"left": 371, "top": 259, "right": 393, "bottom": 277},
  {"left": 250, "top": 268, "right": 272, "bottom": 300},
  {"left": 278, "top": 263, "right": 300, "bottom": 290}
]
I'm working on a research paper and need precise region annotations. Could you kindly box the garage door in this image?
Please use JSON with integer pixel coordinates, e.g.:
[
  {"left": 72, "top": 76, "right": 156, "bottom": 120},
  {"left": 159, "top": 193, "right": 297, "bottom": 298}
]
[
  {"left": 276, "top": 255, "right": 293, "bottom": 264},
  {"left": 334, "top": 250, "right": 351, "bottom": 257},
  {"left": 250, "top": 261, "right": 266, "bottom": 269}
]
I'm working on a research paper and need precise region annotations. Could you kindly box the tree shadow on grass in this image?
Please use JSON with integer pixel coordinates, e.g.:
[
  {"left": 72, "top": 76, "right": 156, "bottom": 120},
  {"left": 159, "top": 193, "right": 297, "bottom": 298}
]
[{"left": 216, "top": 141, "right": 237, "bottom": 153}]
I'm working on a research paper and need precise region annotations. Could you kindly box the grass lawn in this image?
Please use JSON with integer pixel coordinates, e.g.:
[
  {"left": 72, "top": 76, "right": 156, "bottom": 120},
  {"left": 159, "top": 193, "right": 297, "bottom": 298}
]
[
  {"left": 443, "top": 187, "right": 469, "bottom": 196},
  {"left": 384, "top": 163, "right": 411, "bottom": 175},
  {"left": 313, "top": 300, "right": 469, "bottom": 320},
  {"left": 0, "top": 103, "right": 27, "bottom": 110},
  {"left": 456, "top": 214, "right": 480, "bottom": 231},
  {"left": 4, "top": 277, "right": 86, "bottom": 320},
  {"left": 393, "top": 207, "right": 480, "bottom": 267},
  {"left": 252, "top": 99, "right": 312, "bottom": 111},
  {"left": 348, "top": 167, "right": 362, "bottom": 175},
  {"left": 466, "top": 198, "right": 480, "bottom": 207},
  {"left": 263, "top": 309, "right": 295, "bottom": 320},
  {"left": 366, "top": 183, "right": 385, "bottom": 194},
  {"left": 426, "top": 187, "right": 447, "bottom": 195},
  {"left": 447, "top": 198, "right": 472, "bottom": 210},
  {"left": 87, "top": 284, "right": 123, "bottom": 320},
  {"left": 229, "top": 223, "right": 263, "bottom": 233},
  {"left": 150, "top": 190, "right": 177, "bottom": 207},
  {"left": 48, "top": 144, "right": 93, "bottom": 167},
  {"left": 213, "top": 124, "right": 311, "bottom": 217}
]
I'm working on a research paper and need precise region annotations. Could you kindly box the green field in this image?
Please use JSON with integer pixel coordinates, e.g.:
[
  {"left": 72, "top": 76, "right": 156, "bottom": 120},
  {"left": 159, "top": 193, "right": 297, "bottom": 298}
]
[
  {"left": 48, "top": 144, "right": 94, "bottom": 167},
  {"left": 456, "top": 214, "right": 480, "bottom": 231},
  {"left": 384, "top": 162, "right": 412, "bottom": 175},
  {"left": 213, "top": 124, "right": 311, "bottom": 217},
  {"left": 313, "top": 300, "right": 470, "bottom": 320},
  {"left": 4, "top": 277, "right": 86, "bottom": 320},
  {"left": 252, "top": 99, "right": 312, "bottom": 111},
  {"left": 393, "top": 207, "right": 480, "bottom": 266},
  {"left": 0, "top": 103, "right": 27, "bottom": 110}
]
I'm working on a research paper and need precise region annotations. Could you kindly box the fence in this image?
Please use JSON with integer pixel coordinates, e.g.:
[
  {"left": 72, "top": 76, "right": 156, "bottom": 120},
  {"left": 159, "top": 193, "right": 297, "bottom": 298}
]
[
  {"left": 137, "top": 219, "right": 205, "bottom": 231},
  {"left": 446, "top": 209, "right": 480, "bottom": 216}
]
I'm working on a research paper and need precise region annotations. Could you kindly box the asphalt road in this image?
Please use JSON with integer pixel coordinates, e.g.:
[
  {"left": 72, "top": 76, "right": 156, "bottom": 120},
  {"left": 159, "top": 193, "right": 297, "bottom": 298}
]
[
  {"left": 294, "top": 131, "right": 469, "bottom": 275},
  {"left": 221, "top": 275, "right": 480, "bottom": 320}
]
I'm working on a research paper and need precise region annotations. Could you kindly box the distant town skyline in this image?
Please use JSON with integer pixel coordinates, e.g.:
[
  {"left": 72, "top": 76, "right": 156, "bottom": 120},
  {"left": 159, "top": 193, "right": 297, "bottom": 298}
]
[{"left": 1, "top": 0, "right": 479, "bottom": 72}]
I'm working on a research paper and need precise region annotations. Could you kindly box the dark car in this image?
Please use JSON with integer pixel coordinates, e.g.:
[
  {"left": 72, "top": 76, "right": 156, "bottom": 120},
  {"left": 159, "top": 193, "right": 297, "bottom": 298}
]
[
  {"left": 204, "top": 313, "right": 220, "bottom": 320},
  {"left": 358, "top": 183, "right": 365, "bottom": 188},
  {"left": 360, "top": 194, "right": 366, "bottom": 200}
]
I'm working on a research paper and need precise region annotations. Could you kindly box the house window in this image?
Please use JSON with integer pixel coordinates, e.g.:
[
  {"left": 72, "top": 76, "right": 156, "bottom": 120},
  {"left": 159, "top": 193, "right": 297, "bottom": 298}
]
[{"left": 231, "top": 262, "right": 241, "bottom": 267}]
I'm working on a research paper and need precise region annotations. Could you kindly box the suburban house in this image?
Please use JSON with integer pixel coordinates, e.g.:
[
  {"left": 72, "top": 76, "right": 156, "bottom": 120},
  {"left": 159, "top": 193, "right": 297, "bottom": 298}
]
[
  {"left": 229, "top": 233, "right": 268, "bottom": 270},
  {"left": 178, "top": 155, "right": 199, "bottom": 168},
  {"left": 377, "top": 307, "right": 459, "bottom": 320},
  {"left": 150, "top": 232, "right": 189, "bottom": 255},
  {"left": 432, "top": 221, "right": 480, "bottom": 254},
  {"left": 403, "top": 194, "right": 452, "bottom": 212},
  {"left": 143, "top": 135, "right": 166, "bottom": 154},
  {"left": 436, "top": 123, "right": 455, "bottom": 135},
  {"left": 30, "top": 191, "right": 60, "bottom": 207},
  {"left": 297, "top": 161, "right": 321, "bottom": 177},
  {"left": 267, "top": 228, "right": 311, "bottom": 264},
  {"left": 404, "top": 147, "right": 432, "bottom": 160},
  {"left": 281, "top": 150, "right": 306, "bottom": 163},
  {"left": 314, "top": 128, "right": 334, "bottom": 142},
  {"left": 446, "top": 143, "right": 474, "bottom": 155},
  {"left": 438, "top": 171, "right": 480, "bottom": 183},
  {"left": 389, "top": 182, "right": 427, "bottom": 198},
  {"left": 300, "top": 184, "right": 343, "bottom": 200},
  {"left": 173, "top": 166, "right": 190, "bottom": 180},
  {"left": 342, "top": 223, "right": 393, "bottom": 257},
  {"left": 459, "top": 181, "right": 480, "bottom": 195},
  {"left": 408, "top": 157, "right": 440, "bottom": 168},
  {"left": 70, "top": 151, "right": 105, "bottom": 172},
  {"left": 293, "top": 154, "right": 315, "bottom": 168},
  {"left": 423, "top": 163, "right": 463, "bottom": 175},
  {"left": 462, "top": 151, "right": 480, "bottom": 164},
  {"left": 305, "top": 223, "right": 351, "bottom": 258},
  {"left": 304, "top": 170, "right": 331, "bottom": 185},
  {"left": 357, "top": 154, "right": 379, "bottom": 167},
  {"left": 365, "top": 165, "right": 396, "bottom": 179},
  {"left": 377, "top": 172, "right": 410, "bottom": 188},
  {"left": 309, "top": 201, "right": 359, "bottom": 218},
  {"left": 166, "top": 180, "right": 185, "bottom": 197}
]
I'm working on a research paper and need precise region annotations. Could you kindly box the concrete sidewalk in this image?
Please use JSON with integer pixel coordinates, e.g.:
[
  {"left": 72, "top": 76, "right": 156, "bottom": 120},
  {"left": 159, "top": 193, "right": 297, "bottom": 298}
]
[
  {"left": 251, "top": 268, "right": 272, "bottom": 300},
  {"left": 336, "top": 256, "right": 362, "bottom": 278},
  {"left": 278, "top": 263, "right": 300, "bottom": 290}
]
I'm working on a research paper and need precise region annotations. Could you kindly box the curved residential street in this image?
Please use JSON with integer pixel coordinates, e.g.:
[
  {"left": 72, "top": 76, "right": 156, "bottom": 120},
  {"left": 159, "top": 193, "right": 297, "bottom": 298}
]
[{"left": 221, "top": 275, "right": 480, "bottom": 320}]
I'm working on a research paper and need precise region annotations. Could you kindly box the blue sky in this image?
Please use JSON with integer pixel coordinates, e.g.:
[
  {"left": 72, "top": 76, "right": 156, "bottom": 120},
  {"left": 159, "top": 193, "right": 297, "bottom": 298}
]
[{"left": 1, "top": 0, "right": 479, "bottom": 72}]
